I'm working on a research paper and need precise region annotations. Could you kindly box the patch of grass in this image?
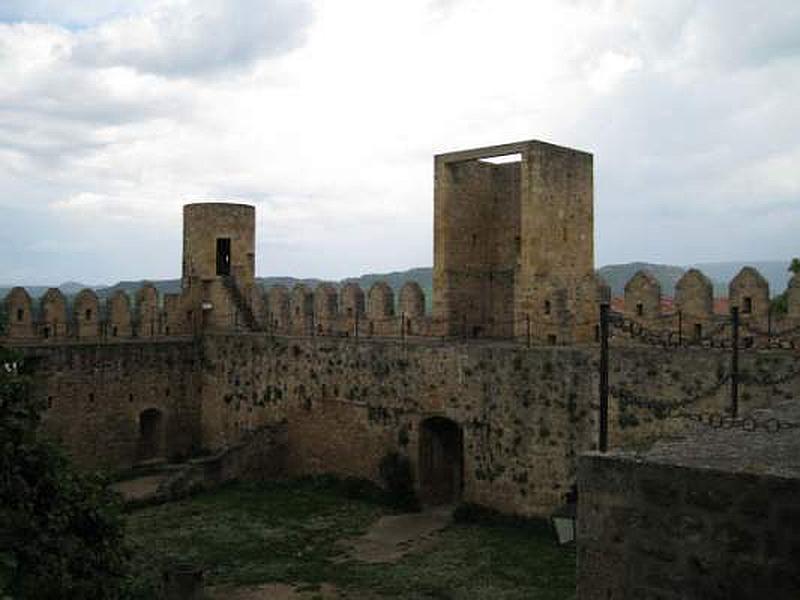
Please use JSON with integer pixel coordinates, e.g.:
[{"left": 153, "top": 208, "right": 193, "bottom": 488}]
[{"left": 126, "top": 478, "right": 575, "bottom": 599}]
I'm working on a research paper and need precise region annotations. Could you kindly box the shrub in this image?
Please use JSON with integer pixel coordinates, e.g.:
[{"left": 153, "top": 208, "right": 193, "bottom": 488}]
[
  {"left": 0, "top": 348, "right": 129, "bottom": 599},
  {"left": 378, "top": 451, "right": 420, "bottom": 511}
]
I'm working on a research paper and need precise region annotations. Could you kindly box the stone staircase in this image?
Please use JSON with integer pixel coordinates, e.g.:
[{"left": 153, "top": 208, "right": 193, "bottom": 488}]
[{"left": 221, "top": 275, "right": 261, "bottom": 331}]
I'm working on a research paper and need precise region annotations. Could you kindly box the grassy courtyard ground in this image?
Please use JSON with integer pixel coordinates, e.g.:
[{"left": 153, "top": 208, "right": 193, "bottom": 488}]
[{"left": 125, "top": 479, "right": 576, "bottom": 599}]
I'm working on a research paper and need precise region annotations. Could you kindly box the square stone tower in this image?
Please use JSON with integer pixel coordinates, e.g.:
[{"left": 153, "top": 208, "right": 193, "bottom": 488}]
[{"left": 433, "top": 140, "right": 597, "bottom": 343}]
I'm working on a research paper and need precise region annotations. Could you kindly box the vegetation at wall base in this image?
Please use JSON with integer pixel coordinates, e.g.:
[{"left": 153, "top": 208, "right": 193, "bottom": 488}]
[
  {"left": 0, "top": 347, "right": 129, "bottom": 599},
  {"left": 378, "top": 451, "right": 421, "bottom": 511}
]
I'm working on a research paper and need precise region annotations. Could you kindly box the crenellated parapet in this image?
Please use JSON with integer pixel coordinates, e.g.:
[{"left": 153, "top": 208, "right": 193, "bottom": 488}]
[
  {"left": 134, "top": 283, "right": 160, "bottom": 338},
  {"left": 3, "top": 287, "right": 35, "bottom": 339},
  {"left": 624, "top": 270, "right": 661, "bottom": 324},
  {"left": 289, "top": 284, "right": 314, "bottom": 336},
  {"left": 1, "top": 284, "right": 197, "bottom": 342},
  {"left": 729, "top": 266, "right": 770, "bottom": 320},
  {"left": 313, "top": 283, "right": 338, "bottom": 334},
  {"left": 40, "top": 288, "right": 68, "bottom": 339},
  {"left": 262, "top": 280, "right": 433, "bottom": 338},
  {"left": 107, "top": 290, "right": 132, "bottom": 338},
  {"left": 73, "top": 288, "right": 100, "bottom": 339},
  {"left": 266, "top": 285, "right": 290, "bottom": 332},
  {"left": 617, "top": 265, "right": 800, "bottom": 345}
]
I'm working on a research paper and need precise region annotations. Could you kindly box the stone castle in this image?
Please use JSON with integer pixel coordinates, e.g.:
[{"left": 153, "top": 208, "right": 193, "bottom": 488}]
[{"left": 4, "top": 139, "right": 800, "bottom": 520}]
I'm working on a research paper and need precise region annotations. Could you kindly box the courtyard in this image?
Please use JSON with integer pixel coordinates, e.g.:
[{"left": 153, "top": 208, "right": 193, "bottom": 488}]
[{"left": 125, "top": 479, "right": 576, "bottom": 599}]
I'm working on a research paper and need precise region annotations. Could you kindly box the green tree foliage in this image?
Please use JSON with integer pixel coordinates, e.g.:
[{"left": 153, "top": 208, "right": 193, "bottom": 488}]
[
  {"left": 0, "top": 347, "right": 129, "bottom": 599},
  {"left": 0, "top": 304, "right": 7, "bottom": 336},
  {"left": 771, "top": 257, "right": 800, "bottom": 315}
]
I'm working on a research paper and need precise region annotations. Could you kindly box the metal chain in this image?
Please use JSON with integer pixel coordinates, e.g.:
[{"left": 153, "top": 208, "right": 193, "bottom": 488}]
[
  {"left": 675, "top": 411, "right": 800, "bottom": 433},
  {"left": 610, "top": 374, "right": 730, "bottom": 414}
]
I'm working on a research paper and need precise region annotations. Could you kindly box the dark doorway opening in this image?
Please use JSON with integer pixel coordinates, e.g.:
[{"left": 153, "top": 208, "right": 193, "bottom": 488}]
[
  {"left": 138, "top": 408, "right": 164, "bottom": 462},
  {"left": 216, "top": 238, "right": 231, "bottom": 276},
  {"left": 419, "top": 417, "right": 463, "bottom": 505}
]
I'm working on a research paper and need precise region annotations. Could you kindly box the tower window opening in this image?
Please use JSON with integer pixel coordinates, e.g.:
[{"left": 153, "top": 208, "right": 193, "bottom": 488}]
[
  {"left": 544, "top": 300, "right": 551, "bottom": 315},
  {"left": 216, "top": 238, "right": 232, "bottom": 276},
  {"left": 636, "top": 303, "right": 643, "bottom": 317},
  {"left": 85, "top": 308, "right": 92, "bottom": 321},
  {"left": 112, "top": 325, "right": 118, "bottom": 337},
  {"left": 694, "top": 323, "right": 702, "bottom": 340},
  {"left": 478, "top": 153, "right": 521, "bottom": 164},
  {"left": 16, "top": 308, "right": 23, "bottom": 321},
  {"left": 743, "top": 297, "right": 752, "bottom": 314}
]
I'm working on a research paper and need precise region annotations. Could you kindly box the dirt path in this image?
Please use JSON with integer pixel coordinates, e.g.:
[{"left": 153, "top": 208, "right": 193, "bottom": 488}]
[
  {"left": 339, "top": 505, "right": 453, "bottom": 563},
  {"left": 207, "top": 582, "right": 342, "bottom": 599},
  {"left": 208, "top": 507, "right": 453, "bottom": 599},
  {"left": 111, "top": 474, "right": 168, "bottom": 502}
]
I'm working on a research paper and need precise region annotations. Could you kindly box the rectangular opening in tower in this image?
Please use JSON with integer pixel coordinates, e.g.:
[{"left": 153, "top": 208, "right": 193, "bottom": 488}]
[
  {"left": 216, "top": 238, "right": 231, "bottom": 276},
  {"left": 478, "top": 153, "right": 522, "bottom": 164}
]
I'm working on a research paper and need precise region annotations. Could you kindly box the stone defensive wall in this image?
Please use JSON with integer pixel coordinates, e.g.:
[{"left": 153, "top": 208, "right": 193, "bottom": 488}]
[
  {"left": 577, "top": 400, "right": 800, "bottom": 599},
  {"left": 8, "top": 329, "right": 800, "bottom": 516},
  {"left": 5, "top": 265, "right": 800, "bottom": 346},
  {"left": 15, "top": 339, "right": 201, "bottom": 471},
  {"left": 621, "top": 266, "right": 800, "bottom": 347}
]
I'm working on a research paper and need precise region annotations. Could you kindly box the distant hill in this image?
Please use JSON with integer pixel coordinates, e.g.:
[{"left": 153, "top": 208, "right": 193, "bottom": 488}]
[
  {"left": 98, "top": 279, "right": 181, "bottom": 299},
  {"left": 257, "top": 268, "right": 434, "bottom": 310},
  {"left": 2, "top": 260, "right": 795, "bottom": 306},
  {"left": 691, "top": 261, "right": 793, "bottom": 297},
  {"left": 597, "top": 260, "right": 795, "bottom": 298},
  {"left": 0, "top": 282, "right": 105, "bottom": 301},
  {"left": 597, "top": 262, "right": 686, "bottom": 297}
]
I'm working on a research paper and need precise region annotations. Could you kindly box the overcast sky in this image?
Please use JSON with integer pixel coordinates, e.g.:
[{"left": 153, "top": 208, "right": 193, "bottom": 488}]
[{"left": 0, "top": 0, "right": 798, "bottom": 285}]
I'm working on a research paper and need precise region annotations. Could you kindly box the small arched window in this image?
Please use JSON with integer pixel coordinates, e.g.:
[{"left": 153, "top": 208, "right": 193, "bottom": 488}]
[
  {"left": 16, "top": 308, "right": 23, "bottom": 321},
  {"left": 85, "top": 308, "right": 92, "bottom": 321}
]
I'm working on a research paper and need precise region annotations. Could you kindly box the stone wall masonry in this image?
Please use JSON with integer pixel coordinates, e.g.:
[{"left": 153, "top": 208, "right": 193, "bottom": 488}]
[
  {"left": 577, "top": 454, "right": 800, "bottom": 599},
  {"left": 6, "top": 329, "right": 800, "bottom": 517},
  {"left": 199, "top": 334, "right": 599, "bottom": 516},
  {"left": 608, "top": 345, "right": 800, "bottom": 449},
  {"left": 15, "top": 339, "right": 201, "bottom": 470},
  {"left": 194, "top": 335, "right": 800, "bottom": 516},
  {"left": 577, "top": 401, "right": 800, "bottom": 599}
]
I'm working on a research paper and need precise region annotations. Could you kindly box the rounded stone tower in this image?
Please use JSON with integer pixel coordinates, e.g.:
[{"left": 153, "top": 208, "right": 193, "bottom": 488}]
[
  {"left": 182, "top": 202, "right": 256, "bottom": 288},
  {"left": 181, "top": 202, "right": 258, "bottom": 331}
]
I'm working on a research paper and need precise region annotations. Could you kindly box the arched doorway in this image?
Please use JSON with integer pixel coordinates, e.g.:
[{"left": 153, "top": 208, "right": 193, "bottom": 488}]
[
  {"left": 138, "top": 408, "right": 164, "bottom": 462},
  {"left": 418, "top": 417, "right": 463, "bottom": 505}
]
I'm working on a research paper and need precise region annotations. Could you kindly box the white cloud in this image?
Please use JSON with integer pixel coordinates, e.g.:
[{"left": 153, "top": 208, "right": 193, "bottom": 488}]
[
  {"left": 0, "top": 0, "right": 798, "bottom": 284},
  {"left": 72, "top": 0, "right": 312, "bottom": 76}
]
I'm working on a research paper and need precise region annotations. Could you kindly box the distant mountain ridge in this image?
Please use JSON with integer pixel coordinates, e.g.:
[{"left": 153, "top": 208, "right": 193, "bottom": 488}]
[{"left": 1, "top": 260, "right": 794, "bottom": 303}]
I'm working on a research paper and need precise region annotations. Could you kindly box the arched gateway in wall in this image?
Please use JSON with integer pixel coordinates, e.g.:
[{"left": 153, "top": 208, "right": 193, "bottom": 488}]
[
  {"left": 137, "top": 408, "right": 164, "bottom": 462},
  {"left": 418, "top": 416, "right": 463, "bottom": 505}
]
